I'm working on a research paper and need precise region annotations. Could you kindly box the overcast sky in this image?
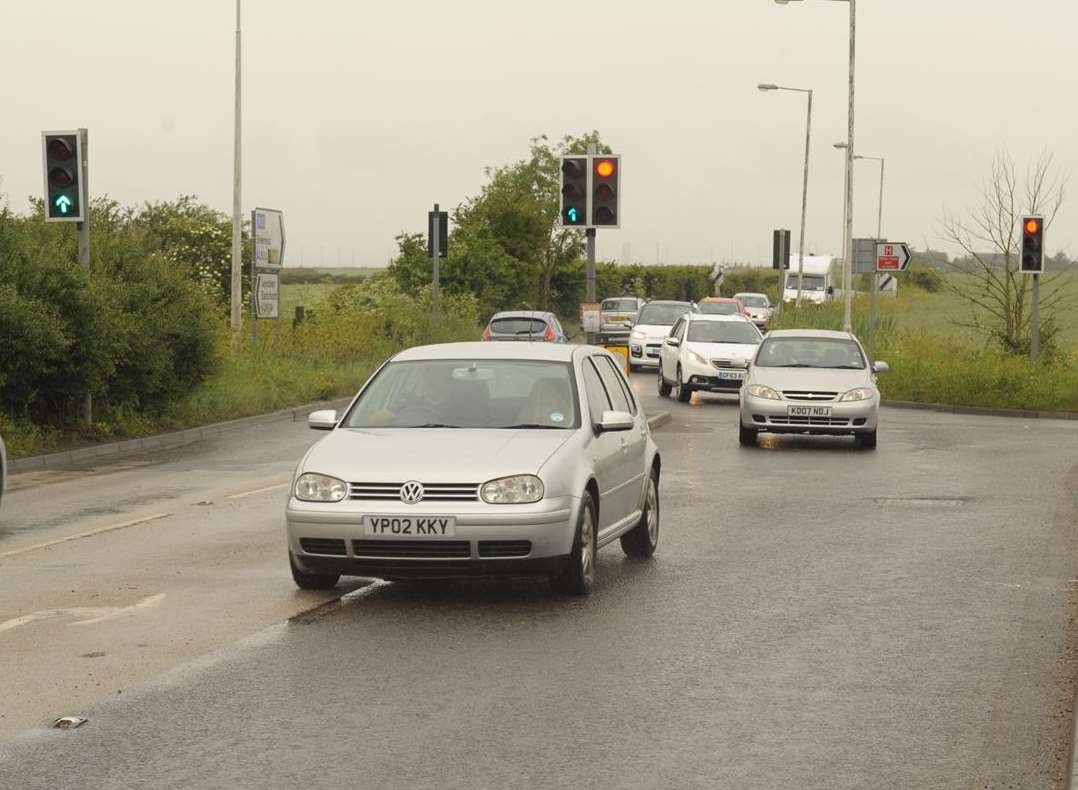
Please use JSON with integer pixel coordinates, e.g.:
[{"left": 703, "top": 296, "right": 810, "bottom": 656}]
[{"left": 2, "top": 0, "right": 1075, "bottom": 268}]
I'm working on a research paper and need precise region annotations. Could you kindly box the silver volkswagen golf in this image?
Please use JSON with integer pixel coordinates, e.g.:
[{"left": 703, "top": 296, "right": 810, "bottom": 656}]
[{"left": 286, "top": 342, "right": 661, "bottom": 595}]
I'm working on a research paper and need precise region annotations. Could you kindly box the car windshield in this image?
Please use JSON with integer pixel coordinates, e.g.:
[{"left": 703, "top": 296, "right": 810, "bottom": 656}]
[
  {"left": 636, "top": 304, "right": 690, "bottom": 326},
  {"left": 489, "top": 317, "right": 548, "bottom": 336},
  {"left": 788, "top": 275, "right": 825, "bottom": 291},
  {"left": 344, "top": 359, "right": 578, "bottom": 429},
  {"left": 755, "top": 338, "right": 866, "bottom": 369},
  {"left": 697, "top": 301, "right": 740, "bottom": 315},
  {"left": 602, "top": 299, "right": 637, "bottom": 312},
  {"left": 687, "top": 322, "right": 761, "bottom": 345},
  {"left": 737, "top": 295, "right": 769, "bottom": 308}
]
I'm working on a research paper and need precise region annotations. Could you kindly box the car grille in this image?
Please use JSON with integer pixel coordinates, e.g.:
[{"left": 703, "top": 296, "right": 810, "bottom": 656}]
[
  {"left": 645, "top": 343, "right": 661, "bottom": 357},
  {"left": 299, "top": 538, "right": 347, "bottom": 556},
  {"left": 348, "top": 483, "right": 479, "bottom": 502},
  {"left": 782, "top": 391, "right": 838, "bottom": 401},
  {"left": 478, "top": 540, "right": 532, "bottom": 558},
  {"left": 711, "top": 359, "right": 746, "bottom": 369},
  {"left": 353, "top": 540, "right": 471, "bottom": 559},
  {"left": 767, "top": 416, "right": 851, "bottom": 427}
]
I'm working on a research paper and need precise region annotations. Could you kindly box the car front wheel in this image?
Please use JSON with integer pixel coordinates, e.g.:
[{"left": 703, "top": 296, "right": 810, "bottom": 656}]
[
  {"left": 856, "top": 429, "right": 878, "bottom": 450},
  {"left": 738, "top": 424, "right": 758, "bottom": 446},
  {"left": 551, "top": 492, "right": 597, "bottom": 596},
  {"left": 675, "top": 366, "right": 692, "bottom": 403},
  {"left": 289, "top": 552, "right": 341, "bottom": 590}
]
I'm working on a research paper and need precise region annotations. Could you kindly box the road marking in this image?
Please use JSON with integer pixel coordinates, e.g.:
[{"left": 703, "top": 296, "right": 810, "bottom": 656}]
[
  {"left": 0, "top": 513, "right": 171, "bottom": 561},
  {"left": 226, "top": 482, "right": 288, "bottom": 500},
  {"left": 0, "top": 593, "right": 166, "bottom": 635}
]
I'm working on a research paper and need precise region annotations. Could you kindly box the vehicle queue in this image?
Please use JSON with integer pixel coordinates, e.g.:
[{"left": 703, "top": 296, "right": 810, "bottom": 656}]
[{"left": 284, "top": 293, "right": 886, "bottom": 597}]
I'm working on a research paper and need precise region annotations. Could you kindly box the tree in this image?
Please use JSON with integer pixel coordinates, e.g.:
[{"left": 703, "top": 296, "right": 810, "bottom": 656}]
[{"left": 939, "top": 151, "right": 1072, "bottom": 355}]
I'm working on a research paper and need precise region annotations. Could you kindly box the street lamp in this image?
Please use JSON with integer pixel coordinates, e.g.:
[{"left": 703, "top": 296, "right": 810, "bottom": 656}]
[
  {"left": 833, "top": 142, "right": 850, "bottom": 301},
  {"left": 774, "top": 0, "right": 856, "bottom": 332},
  {"left": 758, "top": 82, "right": 813, "bottom": 308}
]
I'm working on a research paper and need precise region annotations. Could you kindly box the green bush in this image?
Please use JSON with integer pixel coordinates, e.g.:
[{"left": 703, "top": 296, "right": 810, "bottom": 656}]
[
  {"left": 720, "top": 269, "right": 782, "bottom": 301},
  {"left": 908, "top": 266, "right": 943, "bottom": 293}
]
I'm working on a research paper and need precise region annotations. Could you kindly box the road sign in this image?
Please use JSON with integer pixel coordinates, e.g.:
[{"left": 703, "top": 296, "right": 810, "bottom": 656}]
[
  {"left": 853, "top": 238, "right": 880, "bottom": 274},
  {"left": 428, "top": 210, "right": 448, "bottom": 258},
  {"left": 253, "top": 208, "right": 285, "bottom": 268},
  {"left": 772, "top": 229, "right": 791, "bottom": 270},
  {"left": 254, "top": 272, "right": 279, "bottom": 319},
  {"left": 876, "top": 242, "right": 911, "bottom": 272},
  {"left": 42, "top": 130, "right": 86, "bottom": 223}
]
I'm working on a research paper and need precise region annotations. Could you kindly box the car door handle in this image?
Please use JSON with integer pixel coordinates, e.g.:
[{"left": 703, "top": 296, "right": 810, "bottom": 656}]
[{"left": 619, "top": 437, "right": 628, "bottom": 452}]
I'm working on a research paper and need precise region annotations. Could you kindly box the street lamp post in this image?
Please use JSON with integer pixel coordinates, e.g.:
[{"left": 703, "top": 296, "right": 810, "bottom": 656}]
[
  {"left": 834, "top": 142, "right": 850, "bottom": 301},
  {"left": 758, "top": 83, "right": 813, "bottom": 308},
  {"left": 855, "top": 154, "right": 884, "bottom": 358},
  {"left": 775, "top": 0, "right": 855, "bottom": 332}
]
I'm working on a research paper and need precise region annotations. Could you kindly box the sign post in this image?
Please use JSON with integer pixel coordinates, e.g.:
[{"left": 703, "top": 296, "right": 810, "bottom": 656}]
[
  {"left": 251, "top": 207, "right": 285, "bottom": 345},
  {"left": 869, "top": 241, "right": 911, "bottom": 360}
]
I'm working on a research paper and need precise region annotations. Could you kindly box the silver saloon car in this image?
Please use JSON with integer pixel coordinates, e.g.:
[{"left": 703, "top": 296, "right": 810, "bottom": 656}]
[
  {"left": 738, "top": 329, "right": 888, "bottom": 449},
  {"left": 286, "top": 342, "right": 661, "bottom": 595}
]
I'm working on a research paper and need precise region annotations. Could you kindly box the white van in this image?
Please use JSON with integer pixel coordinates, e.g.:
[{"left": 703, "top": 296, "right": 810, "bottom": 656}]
[{"left": 783, "top": 255, "right": 838, "bottom": 304}]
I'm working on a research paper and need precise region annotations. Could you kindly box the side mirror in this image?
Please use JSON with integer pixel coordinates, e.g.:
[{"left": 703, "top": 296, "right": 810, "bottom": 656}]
[
  {"left": 665, "top": 336, "right": 681, "bottom": 347},
  {"left": 597, "top": 410, "right": 634, "bottom": 433},
  {"left": 872, "top": 361, "right": 890, "bottom": 374},
  {"left": 308, "top": 409, "right": 338, "bottom": 431}
]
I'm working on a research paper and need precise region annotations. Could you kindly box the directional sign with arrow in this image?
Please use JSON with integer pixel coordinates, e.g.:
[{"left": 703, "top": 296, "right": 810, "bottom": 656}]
[{"left": 876, "top": 242, "right": 912, "bottom": 272}]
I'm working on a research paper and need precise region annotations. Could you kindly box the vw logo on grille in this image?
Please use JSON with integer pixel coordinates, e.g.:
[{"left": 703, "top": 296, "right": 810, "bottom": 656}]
[{"left": 400, "top": 481, "right": 424, "bottom": 504}]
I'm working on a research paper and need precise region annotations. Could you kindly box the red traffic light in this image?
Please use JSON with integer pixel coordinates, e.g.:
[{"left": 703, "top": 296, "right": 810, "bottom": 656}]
[
  {"left": 595, "top": 159, "right": 615, "bottom": 178},
  {"left": 1025, "top": 218, "right": 1040, "bottom": 234}
]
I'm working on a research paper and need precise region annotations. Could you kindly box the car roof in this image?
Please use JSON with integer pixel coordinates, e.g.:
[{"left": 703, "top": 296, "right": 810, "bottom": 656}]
[
  {"left": 394, "top": 341, "right": 578, "bottom": 362},
  {"left": 602, "top": 296, "right": 640, "bottom": 301},
  {"left": 733, "top": 292, "right": 767, "bottom": 298},
  {"left": 489, "top": 310, "right": 553, "bottom": 321},
  {"left": 643, "top": 299, "right": 692, "bottom": 306},
  {"left": 687, "top": 313, "right": 752, "bottom": 323},
  {"left": 765, "top": 329, "right": 856, "bottom": 340},
  {"left": 699, "top": 296, "right": 740, "bottom": 302}
]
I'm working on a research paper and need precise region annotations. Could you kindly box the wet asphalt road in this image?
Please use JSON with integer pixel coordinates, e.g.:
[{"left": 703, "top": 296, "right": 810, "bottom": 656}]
[{"left": 2, "top": 376, "right": 1078, "bottom": 789}]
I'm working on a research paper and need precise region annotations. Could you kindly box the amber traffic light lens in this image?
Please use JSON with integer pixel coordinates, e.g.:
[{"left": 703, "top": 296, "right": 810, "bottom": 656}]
[
  {"left": 1025, "top": 219, "right": 1040, "bottom": 234},
  {"left": 595, "top": 160, "right": 615, "bottom": 178}
]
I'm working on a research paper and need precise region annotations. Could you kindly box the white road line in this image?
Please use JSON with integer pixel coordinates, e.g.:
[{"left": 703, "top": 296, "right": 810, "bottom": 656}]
[
  {"left": 0, "top": 513, "right": 171, "bottom": 561},
  {"left": 225, "top": 482, "right": 288, "bottom": 500}
]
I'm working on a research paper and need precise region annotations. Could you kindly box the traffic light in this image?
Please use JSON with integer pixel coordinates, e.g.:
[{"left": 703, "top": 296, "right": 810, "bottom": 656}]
[
  {"left": 42, "top": 131, "right": 85, "bottom": 222},
  {"left": 560, "top": 157, "right": 587, "bottom": 227},
  {"left": 591, "top": 155, "right": 620, "bottom": 227},
  {"left": 1020, "top": 215, "right": 1044, "bottom": 273}
]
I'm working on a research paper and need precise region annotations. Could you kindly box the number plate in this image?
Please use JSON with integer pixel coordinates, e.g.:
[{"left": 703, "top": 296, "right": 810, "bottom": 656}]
[
  {"left": 363, "top": 516, "right": 456, "bottom": 537},
  {"left": 716, "top": 369, "right": 746, "bottom": 381},
  {"left": 787, "top": 405, "right": 832, "bottom": 417}
]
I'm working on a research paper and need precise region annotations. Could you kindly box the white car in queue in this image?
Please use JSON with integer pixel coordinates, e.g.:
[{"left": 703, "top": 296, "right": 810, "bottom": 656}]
[
  {"left": 738, "top": 329, "right": 888, "bottom": 449},
  {"left": 287, "top": 342, "right": 661, "bottom": 596},
  {"left": 657, "top": 314, "right": 764, "bottom": 403}
]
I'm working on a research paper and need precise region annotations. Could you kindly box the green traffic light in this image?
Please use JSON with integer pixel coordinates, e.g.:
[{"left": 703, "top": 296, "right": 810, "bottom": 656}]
[{"left": 54, "top": 194, "right": 72, "bottom": 214}]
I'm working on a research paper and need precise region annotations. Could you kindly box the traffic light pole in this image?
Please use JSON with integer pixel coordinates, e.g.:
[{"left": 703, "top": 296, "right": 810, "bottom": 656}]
[
  {"left": 77, "top": 128, "right": 92, "bottom": 427},
  {"left": 585, "top": 228, "right": 596, "bottom": 304},
  {"left": 1031, "top": 273, "right": 1040, "bottom": 361}
]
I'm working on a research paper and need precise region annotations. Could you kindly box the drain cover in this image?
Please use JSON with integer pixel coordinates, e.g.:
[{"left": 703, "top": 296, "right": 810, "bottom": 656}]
[{"left": 873, "top": 497, "right": 972, "bottom": 507}]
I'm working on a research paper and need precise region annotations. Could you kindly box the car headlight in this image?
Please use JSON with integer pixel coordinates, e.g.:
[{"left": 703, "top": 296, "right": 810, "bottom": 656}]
[
  {"left": 294, "top": 473, "right": 348, "bottom": 502},
  {"left": 630, "top": 330, "right": 645, "bottom": 341},
  {"left": 746, "top": 384, "right": 781, "bottom": 400},
  {"left": 481, "top": 475, "right": 544, "bottom": 504},
  {"left": 687, "top": 350, "right": 707, "bottom": 365},
  {"left": 839, "top": 387, "right": 875, "bottom": 402}
]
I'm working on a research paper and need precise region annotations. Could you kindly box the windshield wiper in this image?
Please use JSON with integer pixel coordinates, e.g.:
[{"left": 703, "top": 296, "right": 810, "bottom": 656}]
[
  {"left": 500, "top": 423, "right": 564, "bottom": 429},
  {"left": 402, "top": 423, "right": 463, "bottom": 428},
  {"left": 831, "top": 364, "right": 866, "bottom": 370}
]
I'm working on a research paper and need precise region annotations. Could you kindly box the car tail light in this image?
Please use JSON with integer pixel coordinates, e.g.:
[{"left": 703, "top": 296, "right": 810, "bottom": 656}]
[
  {"left": 543, "top": 323, "right": 556, "bottom": 342},
  {"left": 481, "top": 325, "right": 492, "bottom": 341}
]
